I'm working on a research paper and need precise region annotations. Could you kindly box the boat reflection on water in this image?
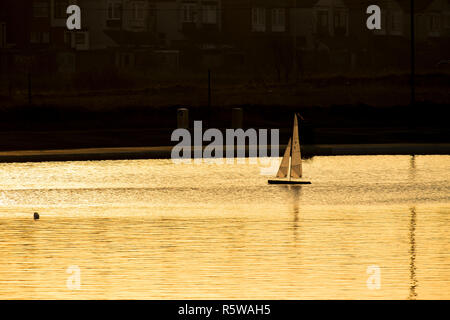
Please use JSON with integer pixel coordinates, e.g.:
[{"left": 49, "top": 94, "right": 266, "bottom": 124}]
[
  {"left": 409, "top": 207, "right": 418, "bottom": 300},
  {"left": 408, "top": 155, "right": 418, "bottom": 300},
  {"left": 283, "top": 186, "right": 302, "bottom": 243}
]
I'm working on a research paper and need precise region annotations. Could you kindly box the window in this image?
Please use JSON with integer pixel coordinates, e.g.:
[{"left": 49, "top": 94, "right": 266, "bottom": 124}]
[
  {"left": 33, "top": 1, "right": 49, "bottom": 18},
  {"left": 30, "top": 32, "right": 40, "bottom": 44},
  {"left": 147, "top": 3, "right": 157, "bottom": 31},
  {"left": 182, "top": 3, "right": 197, "bottom": 23},
  {"left": 75, "top": 32, "right": 89, "bottom": 50},
  {"left": 252, "top": 8, "right": 266, "bottom": 32},
  {"left": 64, "top": 31, "right": 88, "bottom": 49},
  {"left": 318, "top": 11, "right": 328, "bottom": 27},
  {"left": 132, "top": 1, "right": 145, "bottom": 21},
  {"left": 202, "top": 5, "right": 217, "bottom": 24},
  {"left": 272, "top": 8, "right": 286, "bottom": 32},
  {"left": 54, "top": 0, "right": 68, "bottom": 19},
  {"left": 333, "top": 9, "right": 347, "bottom": 35},
  {"left": 316, "top": 10, "right": 328, "bottom": 35},
  {"left": 445, "top": 14, "right": 450, "bottom": 28},
  {"left": 117, "top": 52, "right": 134, "bottom": 68},
  {"left": 430, "top": 15, "right": 440, "bottom": 33},
  {"left": 30, "top": 31, "right": 49, "bottom": 44},
  {"left": 75, "top": 33, "right": 86, "bottom": 45},
  {"left": 108, "top": 0, "right": 122, "bottom": 20},
  {"left": 333, "top": 10, "right": 346, "bottom": 28},
  {"left": 388, "top": 12, "right": 402, "bottom": 35},
  {"left": 42, "top": 32, "right": 50, "bottom": 43},
  {"left": 64, "top": 31, "right": 72, "bottom": 46}
]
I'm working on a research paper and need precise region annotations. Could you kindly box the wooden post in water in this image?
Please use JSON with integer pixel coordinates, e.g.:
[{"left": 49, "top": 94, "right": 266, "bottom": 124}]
[{"left": 177, "top": 108, "right": 189, "bottom": 129}]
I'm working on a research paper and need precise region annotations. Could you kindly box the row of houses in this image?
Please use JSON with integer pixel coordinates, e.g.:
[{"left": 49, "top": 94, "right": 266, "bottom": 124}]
[{"left": 1, "top": 0, "right": 449, "bottom": 77}]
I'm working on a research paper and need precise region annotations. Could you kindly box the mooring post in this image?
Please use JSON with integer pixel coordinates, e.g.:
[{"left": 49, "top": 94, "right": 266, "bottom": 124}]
[{"left": 177, "top": 107, "right": 189, "bottom": 129}]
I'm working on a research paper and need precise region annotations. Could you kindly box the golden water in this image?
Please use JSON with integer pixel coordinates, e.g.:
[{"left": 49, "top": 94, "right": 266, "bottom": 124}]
[{"left": 0, "top": 155, "right": 448, "bottom": 299}]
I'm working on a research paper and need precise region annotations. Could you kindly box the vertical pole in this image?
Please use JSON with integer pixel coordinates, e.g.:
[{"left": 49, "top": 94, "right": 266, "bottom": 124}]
[
  {"left": 28, "top": 71, "right": 32, "bottom": 105},
  {"left": 293, "top": 0, "right": 298, "bottom": 82},
  {"left": 288, "top": 114, "right": 295, "bottom": 181},
  {"left": 410, "top": 0, "right": 415, "bottom": 107},
  {"left": 208, "top": 69, "right": 211, "bottom": 126},
  {"left": 9, "top": 78, "right": 12, "bottom": 99}
]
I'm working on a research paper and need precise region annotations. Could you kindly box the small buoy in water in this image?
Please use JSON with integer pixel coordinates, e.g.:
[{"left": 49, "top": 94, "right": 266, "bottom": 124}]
[{"left": 33, "top": 212, "right": 39, "bottom": 220}]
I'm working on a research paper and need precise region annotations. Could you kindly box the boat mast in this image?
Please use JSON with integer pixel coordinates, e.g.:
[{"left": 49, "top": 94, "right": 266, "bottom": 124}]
[{"left": 288, "top": 114, "right": 296, "bottom": 181}]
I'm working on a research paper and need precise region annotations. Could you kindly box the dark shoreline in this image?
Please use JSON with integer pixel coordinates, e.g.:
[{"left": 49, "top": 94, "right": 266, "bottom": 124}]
[
  {"left": 0, "top": 143, "right": 449, "bottom": 163},
  {"left": 0, "top": 102, "right": 449, "bottom": 151},
  {"left": 0, "top": 100, "right": 448, "bottom": 161}
]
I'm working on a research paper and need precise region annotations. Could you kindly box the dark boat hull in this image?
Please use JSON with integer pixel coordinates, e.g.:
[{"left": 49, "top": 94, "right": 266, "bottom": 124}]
[{"left": 268, "top": 180, "right": 311, "bottom": 185}]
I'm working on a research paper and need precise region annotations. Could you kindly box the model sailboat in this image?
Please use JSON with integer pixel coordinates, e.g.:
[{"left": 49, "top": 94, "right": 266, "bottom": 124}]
[{"left": 268, "top": 113, "right": 311, "bottom": 185}]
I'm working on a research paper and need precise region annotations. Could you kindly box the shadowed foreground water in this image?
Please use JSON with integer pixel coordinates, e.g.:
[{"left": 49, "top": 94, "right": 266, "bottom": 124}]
[{"left": 0, "top": 155, "right": 448, "bottom": 299}]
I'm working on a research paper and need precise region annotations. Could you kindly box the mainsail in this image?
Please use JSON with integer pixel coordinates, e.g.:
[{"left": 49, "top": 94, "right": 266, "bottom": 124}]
[
  {"left": 275, "top": 114, "right": 302, "bottom": 180},
  {"left": 276, "top": 138, "right": 291, "bottom": 178},
  {"left": 290, "top": 114, "right": 302, "bottom": 178}
]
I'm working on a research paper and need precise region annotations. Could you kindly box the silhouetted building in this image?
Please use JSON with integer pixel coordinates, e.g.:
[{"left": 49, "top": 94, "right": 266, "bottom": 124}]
[{"left": 1, "top": 0, "right": 448, "bottom": 78}]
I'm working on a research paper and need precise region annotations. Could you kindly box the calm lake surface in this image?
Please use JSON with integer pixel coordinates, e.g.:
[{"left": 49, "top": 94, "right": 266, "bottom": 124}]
[{"left": 0, "top": 155, "right": 448, "bottom": 299}]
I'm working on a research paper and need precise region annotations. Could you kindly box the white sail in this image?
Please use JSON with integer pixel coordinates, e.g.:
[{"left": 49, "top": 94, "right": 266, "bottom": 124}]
[
  {"left": 290, "top": 114, "right": 302, "bottom": 178},
  {"left": 268, "top": 114, "right": 310, "bottom": 185},
  {"left": 276, "top": 138, "right": 291, "bottom": 178}
]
